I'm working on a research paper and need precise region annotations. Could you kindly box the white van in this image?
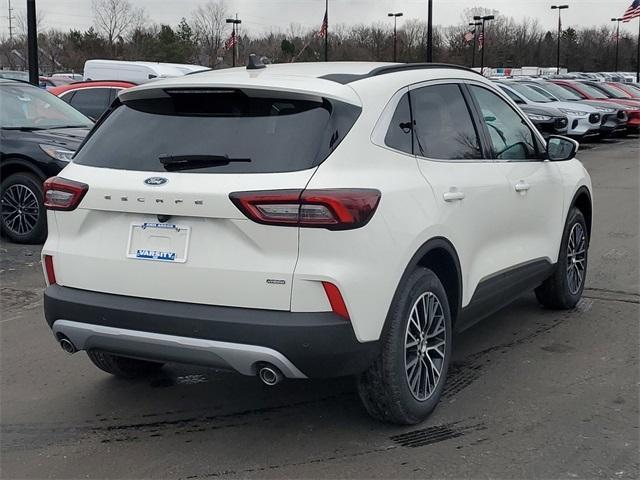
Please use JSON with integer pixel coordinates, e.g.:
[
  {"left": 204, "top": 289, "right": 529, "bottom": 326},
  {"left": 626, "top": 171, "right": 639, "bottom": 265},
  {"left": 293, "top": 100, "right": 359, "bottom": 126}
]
[{"left": 83, "top": 60, "right": 207, "bottom": 84}]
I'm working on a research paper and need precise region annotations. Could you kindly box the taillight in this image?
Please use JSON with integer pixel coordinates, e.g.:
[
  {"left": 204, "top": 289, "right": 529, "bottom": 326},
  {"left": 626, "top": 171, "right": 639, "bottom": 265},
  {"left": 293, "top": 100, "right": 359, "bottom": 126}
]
[
  {"left": 322, "top": 281, "right": 350, "bottom": 320},
  {"left": 44, "top": 255, "right": 56, "bottom": 285},
  {"left": 229, "top": 189, "right": 381, "bottom": 230},
  {"left": 43, "top": 177, "right": 88, "bottom": 211}
]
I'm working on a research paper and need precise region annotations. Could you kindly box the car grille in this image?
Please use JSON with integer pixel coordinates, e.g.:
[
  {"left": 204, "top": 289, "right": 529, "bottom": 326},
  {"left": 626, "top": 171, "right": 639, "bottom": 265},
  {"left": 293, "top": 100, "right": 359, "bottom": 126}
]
[
  {"left": 589, "top": 113, "right": 601, "bottom": 124},
  {"left": 617, "top": 110, "right": 628, "bottom": 120}
]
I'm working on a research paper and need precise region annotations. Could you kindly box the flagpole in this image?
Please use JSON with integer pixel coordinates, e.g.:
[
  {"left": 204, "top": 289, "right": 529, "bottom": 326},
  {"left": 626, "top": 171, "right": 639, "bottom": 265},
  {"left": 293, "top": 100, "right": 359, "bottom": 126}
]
[
  {"left": 324, "top": 0, "right": 329, "bottom": 62},
  {"left": 637, "top": 18, "right": 640, "bottom": 82}
]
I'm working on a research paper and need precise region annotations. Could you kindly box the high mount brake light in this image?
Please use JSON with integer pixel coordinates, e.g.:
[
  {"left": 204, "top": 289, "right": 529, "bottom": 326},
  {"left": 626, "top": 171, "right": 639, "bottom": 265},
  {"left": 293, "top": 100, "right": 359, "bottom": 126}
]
[
  {"left": 229, "top": 189, "right": 381, "bottom": 230},
  {"left": 43, "top": 177, "right": 89, "bottom": 211}
]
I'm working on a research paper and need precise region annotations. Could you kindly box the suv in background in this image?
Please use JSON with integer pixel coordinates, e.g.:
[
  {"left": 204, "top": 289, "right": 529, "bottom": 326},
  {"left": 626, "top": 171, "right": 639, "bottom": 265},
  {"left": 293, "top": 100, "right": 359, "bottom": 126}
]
[
  {"left": 0, "top": 79, "right": 93, "bottom": 243},
  {"left": 42, "top": 62, "right": 592, "bottom": 424}
]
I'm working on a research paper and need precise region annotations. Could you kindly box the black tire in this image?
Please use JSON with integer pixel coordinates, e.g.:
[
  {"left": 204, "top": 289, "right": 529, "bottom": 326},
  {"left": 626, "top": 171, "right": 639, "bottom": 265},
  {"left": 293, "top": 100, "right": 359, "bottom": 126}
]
[
  {"left": 0, "top": 172, "right": 47, "bottom": 244},
  {"left": 357, "top": 268, "right": 452, "bottom": 425},
  {"left": 87, "top": 350, "right": 164, "bottom": 379},
  {"left": 535, "top": 207, "right": 588, "bottom": 309}
]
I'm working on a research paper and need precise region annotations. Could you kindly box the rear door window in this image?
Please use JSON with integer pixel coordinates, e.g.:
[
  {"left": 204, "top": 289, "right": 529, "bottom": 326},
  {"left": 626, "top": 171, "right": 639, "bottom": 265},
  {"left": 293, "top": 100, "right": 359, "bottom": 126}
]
[
  {"left": 410, "top": 84, "right": 482, "bottom": 160},
  {"left": 74, "top": 90, "right": 361, "bottom": 174}
]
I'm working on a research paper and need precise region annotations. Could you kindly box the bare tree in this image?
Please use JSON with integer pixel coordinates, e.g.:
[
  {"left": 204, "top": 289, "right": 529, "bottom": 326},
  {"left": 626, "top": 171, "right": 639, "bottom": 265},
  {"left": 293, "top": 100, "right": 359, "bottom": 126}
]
[
  {"left": 14, "top": 8, "right": 46, "bottom": 36},
  {"left": 192, "top": 0, "right": 228, "bottom": 67},
  {"left": 92, "top": 0, "right": 146, "bottom": 54}
]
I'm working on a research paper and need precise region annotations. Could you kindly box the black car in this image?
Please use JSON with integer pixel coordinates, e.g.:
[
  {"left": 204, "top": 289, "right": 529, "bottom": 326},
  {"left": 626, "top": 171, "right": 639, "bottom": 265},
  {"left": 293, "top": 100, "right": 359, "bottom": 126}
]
[
  {"left": 1, "top": 79, "right": 93, "bottom": 243},
  {"left": 519, "top": 104, "right": 569, "bottom": 138}
]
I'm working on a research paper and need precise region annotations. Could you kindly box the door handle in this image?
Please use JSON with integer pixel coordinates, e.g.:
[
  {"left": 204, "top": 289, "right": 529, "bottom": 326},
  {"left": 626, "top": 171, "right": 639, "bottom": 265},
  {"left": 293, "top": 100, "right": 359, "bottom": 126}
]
[
  {"left": 514, "top": 181, "right": 531, "bottom": 193},
  {"left": 443, "top": 190, "right": 465, "bottom": 202}
]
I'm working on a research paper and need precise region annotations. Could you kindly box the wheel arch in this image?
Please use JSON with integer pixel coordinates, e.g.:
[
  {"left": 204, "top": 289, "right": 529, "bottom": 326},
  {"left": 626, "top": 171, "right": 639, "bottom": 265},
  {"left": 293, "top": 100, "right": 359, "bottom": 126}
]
[
  {"left": 1, "top": 158, "right": 48, "bottom": 183},
  {"left": 388, "top": 237, "right": 463, "bottom": 328},
  {"left": 570, "top": 186, "right": 592, "bottom": 238}
]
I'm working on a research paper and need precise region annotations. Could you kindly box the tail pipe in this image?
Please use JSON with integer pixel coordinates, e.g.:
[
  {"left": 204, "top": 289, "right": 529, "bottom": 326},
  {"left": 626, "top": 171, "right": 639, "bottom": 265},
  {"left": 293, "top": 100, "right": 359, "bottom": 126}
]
[
  {"left": 258, "top": 364, "right": 284, "bottom": 386},
  {"left": 59, "top": 336, "right": 77, "bottom": 354}
]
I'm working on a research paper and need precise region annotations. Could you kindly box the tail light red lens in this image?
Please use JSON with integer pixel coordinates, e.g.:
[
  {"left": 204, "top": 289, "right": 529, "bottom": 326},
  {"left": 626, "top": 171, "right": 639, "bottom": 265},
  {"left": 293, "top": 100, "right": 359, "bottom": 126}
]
[
  {"left": 44, "top": 255, "right": 56, "bottom": 285},
  {"left": 229, "top": 189, "right": 381, "bottom": 230},
  {"left": 43, "top": 177, "right": 88, "bottom": 211},
  {"left": 322, "top": 281, "right": 350, "bottom": 320}
]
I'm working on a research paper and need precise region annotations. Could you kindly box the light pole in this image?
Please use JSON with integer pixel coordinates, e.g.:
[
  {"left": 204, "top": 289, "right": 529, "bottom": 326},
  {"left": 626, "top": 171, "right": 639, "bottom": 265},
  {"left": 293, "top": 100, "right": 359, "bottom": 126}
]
[
  {"left": 226, "top": 16, "right": 242, "bottom": 67},
  {"left": 474, "top": 15, "right": 494, "bottom": 75},
  {"left": 611, "top": 17, "right": 623, "bottom": 72},
  {"left": 426, "top": 0, "right": 433, "bottom": 62},
  {"left": 26, "top": 0, "right": 38, "bottom": 85},
  {"left": 388, "top": 12, "right": 403, "bottom": 62},
  {"left": 469, "top": 21, "right": 481, "bottom": 68},
  {"left": 551, "top": 5, "right": 569, "bottom": 74}
]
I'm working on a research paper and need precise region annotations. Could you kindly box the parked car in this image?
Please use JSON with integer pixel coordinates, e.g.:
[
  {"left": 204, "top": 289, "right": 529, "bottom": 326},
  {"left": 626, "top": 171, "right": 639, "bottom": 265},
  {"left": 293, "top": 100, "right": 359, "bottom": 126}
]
[
  {"left": 604, "top": 81, "right": 640, "bottom": 100},
  {"left": 42, "top": 62, "right": 592, "bottom": 425},
  {"left": 495, "top": 81, "right": 602, "bottom": 139},
  {"left": 519, "top": 104, "right": 568, "bottom": 138},
  {"left": 516, "top": 80, "right": 628, "bottom": 137},
  {"left": 49, "top": 81, "right": 136, "bottom": 120},
  {"left": 83, "top": 59, "right": 207, "bottom": 84},
  {"left": 550, "top": 80, "right": 640, "bottom": 132},
  {"left": 0, "top": 79, "right": 93, "bottom": 243},
  {"left": 578, "top": 80, "right": 640, "bottom": 105}
]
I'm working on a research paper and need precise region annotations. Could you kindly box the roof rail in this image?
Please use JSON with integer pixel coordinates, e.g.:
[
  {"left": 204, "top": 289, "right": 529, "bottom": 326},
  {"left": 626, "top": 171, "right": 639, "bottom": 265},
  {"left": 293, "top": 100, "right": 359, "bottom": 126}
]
[{"left": 320, "top": 63, "right": 482, "bottom": 85}]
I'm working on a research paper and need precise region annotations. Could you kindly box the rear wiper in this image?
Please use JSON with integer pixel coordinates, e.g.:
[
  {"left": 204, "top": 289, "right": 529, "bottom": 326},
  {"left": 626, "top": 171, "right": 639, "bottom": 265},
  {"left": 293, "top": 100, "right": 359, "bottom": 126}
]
[{"left": 159, "top": 154, "right": 252, "bottom": 171}]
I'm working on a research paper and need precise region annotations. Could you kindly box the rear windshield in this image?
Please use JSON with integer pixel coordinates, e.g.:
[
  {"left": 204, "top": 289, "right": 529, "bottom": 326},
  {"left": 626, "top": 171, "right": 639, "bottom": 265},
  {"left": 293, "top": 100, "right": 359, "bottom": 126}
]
[{"left": 74, "top": 89, "right": 361, "bottom": 174}]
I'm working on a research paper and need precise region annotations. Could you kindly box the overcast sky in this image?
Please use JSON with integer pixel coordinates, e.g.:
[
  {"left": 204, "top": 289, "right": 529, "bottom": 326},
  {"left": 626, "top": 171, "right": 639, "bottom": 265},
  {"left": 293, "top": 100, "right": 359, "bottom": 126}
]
[{"left": 2, "top": 0, "right": 639, "bottom": 36}]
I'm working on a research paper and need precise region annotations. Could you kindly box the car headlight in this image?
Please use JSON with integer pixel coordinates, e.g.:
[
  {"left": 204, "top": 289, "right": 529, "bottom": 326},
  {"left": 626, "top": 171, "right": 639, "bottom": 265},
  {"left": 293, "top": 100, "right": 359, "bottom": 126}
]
[
  {"left": 594, "top": 106, "right": 616, "bottom": 113},
  {"left": 558, "top": 108, "right": 590, "bottom": 116},
  {"left": 39, "top": 144, "right": 75, "bottom": 162},
  {"left": 527, "top": 114, "right": 552, "bottom": 121}
]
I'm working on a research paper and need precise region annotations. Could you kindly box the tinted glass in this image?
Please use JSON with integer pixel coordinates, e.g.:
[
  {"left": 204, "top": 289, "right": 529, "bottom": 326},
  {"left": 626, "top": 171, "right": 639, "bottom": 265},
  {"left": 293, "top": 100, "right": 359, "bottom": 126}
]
[
  {"left": 508, "top": 83, "right": 553, "bottom": 103},
  {"left": 574, "top": 83, "right": 608, "bottom": 99},
  {"left": 0, "top": 84, "right": 93, "bottom": 129},
  {"left": 410, "top": 84, "right": 481, "bottom": 160},
  {"left": 590, "top": 83, "right": 630, "bottom": 99},
  {"left": 498, "top": 85, "right": 526, "bottom": 104},
  {"left": 384, "top": 93, "right": 413, "bottom": 154},
  {"left": 69, "top": 88, "right": 111, "bottom": 119},
  {"left": 537, "top": 82, "right": 583, "bottom": 101},
  {"left": 74, "top": 92, "right": 361, "bottom": 174},
  {"left": 470, "top": 85, "right": 539, "bottom": 161}
]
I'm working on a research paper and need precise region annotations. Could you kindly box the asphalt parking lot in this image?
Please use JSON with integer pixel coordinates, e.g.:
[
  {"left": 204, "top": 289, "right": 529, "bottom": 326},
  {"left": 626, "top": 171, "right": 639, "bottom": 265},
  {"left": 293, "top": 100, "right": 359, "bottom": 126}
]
[{"left": 1, "top": 137, "right": 638, "bottom": 479}]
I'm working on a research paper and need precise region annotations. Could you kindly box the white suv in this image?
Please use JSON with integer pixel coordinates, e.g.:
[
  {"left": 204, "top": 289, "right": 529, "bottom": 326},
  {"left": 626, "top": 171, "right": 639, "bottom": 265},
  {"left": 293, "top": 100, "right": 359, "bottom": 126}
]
[{"left": 42, "top": 61, "right": 592, "bottom": 424}]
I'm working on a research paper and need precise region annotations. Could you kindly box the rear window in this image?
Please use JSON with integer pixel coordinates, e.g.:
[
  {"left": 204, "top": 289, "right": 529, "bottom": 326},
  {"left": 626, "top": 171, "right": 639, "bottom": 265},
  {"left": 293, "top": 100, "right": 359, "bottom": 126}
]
[{"left": 74, "top": 89, "right": 361, "bottom": 174}]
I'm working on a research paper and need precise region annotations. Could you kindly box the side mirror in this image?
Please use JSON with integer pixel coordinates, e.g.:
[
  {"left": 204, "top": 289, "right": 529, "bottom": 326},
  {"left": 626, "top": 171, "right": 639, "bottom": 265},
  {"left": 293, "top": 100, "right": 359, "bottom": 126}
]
[{"left": 546, "top": 135, "right": 579, "bottom": 161}]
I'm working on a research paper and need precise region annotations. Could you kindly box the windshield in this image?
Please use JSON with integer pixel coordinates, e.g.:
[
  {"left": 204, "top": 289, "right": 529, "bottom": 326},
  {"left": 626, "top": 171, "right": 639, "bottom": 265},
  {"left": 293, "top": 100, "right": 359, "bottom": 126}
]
[
  {"left": 508, "top": 83, "right": 553, "bottom": 103},
  {"left": 592, "top": 83, "right": 631, "bottom": 99},
  {"left": 575, "top": 83, "right": 609, "bottom": 99},
  {"left": 525, "top": 84, "right": 557, "bottom": 101},
  {"left": 537, "top": 82, "right": 583, "bottom": 101},
  {"left": 74, "top": 91, "right": 361, "bottom": 174},
  {"left": 0, "top": 83, "right": 93, "bottom": 129}
]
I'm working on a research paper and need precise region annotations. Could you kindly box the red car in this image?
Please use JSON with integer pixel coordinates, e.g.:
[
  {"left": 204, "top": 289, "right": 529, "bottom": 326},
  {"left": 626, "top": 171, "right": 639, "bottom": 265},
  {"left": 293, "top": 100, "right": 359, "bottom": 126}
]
[
  {"left": 49, "top": 80, "right": 136, "bottom": 120},
  {"left": 606, "top": 82, "right": 640, "bottom": 100},
  {"left": 550, "top": 80, "right": 640, "bottom": 130}
]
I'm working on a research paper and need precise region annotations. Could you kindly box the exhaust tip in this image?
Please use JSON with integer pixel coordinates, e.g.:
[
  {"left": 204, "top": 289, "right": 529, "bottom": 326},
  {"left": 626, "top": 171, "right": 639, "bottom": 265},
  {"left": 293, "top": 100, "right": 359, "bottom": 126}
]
[
  {"left": 258, "top": 365, "right": 283, "bottom": 386},
  {"left": 59, "top": 337, "right": 77, "bottom": 354}
]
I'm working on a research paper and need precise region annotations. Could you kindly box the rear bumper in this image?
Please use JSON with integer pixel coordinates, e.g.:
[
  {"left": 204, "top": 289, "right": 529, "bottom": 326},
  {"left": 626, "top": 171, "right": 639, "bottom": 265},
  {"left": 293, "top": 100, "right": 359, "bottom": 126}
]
[{"left": 44, "top": 285, "right": 379, "bottom": 378}]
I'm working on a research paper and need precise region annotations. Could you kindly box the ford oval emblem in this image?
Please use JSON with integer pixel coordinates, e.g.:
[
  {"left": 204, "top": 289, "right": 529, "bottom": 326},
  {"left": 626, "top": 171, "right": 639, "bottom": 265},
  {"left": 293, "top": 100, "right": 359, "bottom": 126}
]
[{"left": 144, "top": 177, "right": 168, "bottom": 186}]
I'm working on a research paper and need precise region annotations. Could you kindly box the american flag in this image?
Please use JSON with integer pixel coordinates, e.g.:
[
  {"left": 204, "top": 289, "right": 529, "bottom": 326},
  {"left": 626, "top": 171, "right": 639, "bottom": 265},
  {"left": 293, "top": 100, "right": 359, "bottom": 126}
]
[
  {"left": 224, "top": 30, "right": 237, "bottom": 50},
  {"left": 622, "top": 0, "right": 640, "bottom": 22},
  {"left": 317, "top": 11, "right": 328, "bottom": 38},
  {"left": 477, "top": 32, "right": 484, "bottom": 50},
  {"left": 464, "top": 31, "right": 475, "bottom": 43}
]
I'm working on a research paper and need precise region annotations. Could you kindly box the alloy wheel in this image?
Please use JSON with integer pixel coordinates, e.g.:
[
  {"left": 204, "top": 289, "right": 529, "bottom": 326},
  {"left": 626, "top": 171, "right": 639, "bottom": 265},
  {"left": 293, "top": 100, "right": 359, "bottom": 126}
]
[
  {"left": 566, "top": 222, "right": 587, "bottom": 295},
  {"left": 404, "top": 292, "right": 447, "bottom": 401},
  {"left": 1, "top": 184, "right": 40, "bottom": 237}
]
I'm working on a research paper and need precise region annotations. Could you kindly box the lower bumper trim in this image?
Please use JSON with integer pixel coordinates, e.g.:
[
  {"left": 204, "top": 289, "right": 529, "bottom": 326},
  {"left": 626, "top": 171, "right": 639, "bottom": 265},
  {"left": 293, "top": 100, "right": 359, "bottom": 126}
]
[{"left": 53, "top": 319, "right": 308, "bottom": 378}]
